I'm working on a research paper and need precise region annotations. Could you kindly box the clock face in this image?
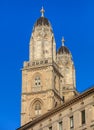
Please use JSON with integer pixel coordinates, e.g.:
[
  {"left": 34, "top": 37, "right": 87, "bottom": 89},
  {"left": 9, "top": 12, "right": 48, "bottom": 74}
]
[{"left": 36, "top": 31, "right": 47, "bottom": 39}]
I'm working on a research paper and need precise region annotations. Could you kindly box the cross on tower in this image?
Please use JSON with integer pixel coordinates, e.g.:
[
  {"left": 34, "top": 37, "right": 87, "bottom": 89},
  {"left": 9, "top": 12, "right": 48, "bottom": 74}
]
[
  {"left": 40, "top": 6, "right": 45, "bottom": 17},
  {"left": 62, "top": 37, "right": 65, "bottom": 46}
]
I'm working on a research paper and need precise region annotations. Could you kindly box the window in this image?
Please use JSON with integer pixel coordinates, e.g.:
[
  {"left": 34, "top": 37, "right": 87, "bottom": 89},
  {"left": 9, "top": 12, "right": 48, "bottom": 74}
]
[
  {"left": 70, "top": 116, "right": 74, "bottom": 128},
  {"left": 49, "top": 126, "right": 52, "bottom": 130},
  {"left": 35, "top": 76, "right": 41, "bottom": 87},
  {"left": 45, "top": 60, "right": 48, "bottom": 63},
  {"left": 81, "top": 110, "right": 85, "bottom": 124},
  {"left": 62, "top": 96, "right": 64, "bottom": 103},
  {"left": 35, "top": 102, "right": 41, "bottom": 116},
  {"left": 59, "top": 121, "right": 62, "bottom": 130}
]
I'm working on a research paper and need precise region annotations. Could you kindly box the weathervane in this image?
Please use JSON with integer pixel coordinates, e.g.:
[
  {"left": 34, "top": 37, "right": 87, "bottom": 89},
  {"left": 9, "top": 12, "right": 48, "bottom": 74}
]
[
  {"left": 40, "top": 6, "right": 45, "bottom": 17},
  {"left": 62, "top": 37, "right": 65, "bottom": 46}
]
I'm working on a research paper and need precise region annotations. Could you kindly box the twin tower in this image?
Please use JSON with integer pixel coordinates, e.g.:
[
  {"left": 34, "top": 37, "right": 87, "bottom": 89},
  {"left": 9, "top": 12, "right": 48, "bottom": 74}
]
[{"left": 21, "top": 7, "right": 77, "bottom": 125}]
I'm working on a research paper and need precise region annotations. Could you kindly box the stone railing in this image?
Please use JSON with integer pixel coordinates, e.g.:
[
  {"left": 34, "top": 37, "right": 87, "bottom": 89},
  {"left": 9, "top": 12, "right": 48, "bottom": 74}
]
[
  {"left": 23, "top": 58, "right": 53, "bottom": 68},
  {"left": 23, "top": 59, "right": 62, "bottom": 76}
]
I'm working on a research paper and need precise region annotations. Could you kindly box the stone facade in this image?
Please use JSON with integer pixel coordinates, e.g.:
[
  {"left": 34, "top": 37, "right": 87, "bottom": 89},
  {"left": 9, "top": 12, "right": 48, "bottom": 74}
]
[
  {"left": 17, "top": 8, "right": 94, "bottom": 130},
  {"left": 18, "top": 87, "right": 94, "bottom": 130}
]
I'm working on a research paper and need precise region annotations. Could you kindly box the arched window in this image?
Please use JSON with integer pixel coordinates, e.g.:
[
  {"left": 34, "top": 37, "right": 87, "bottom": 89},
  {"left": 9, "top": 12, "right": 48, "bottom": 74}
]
[
  {"left": 35, "top": 102, "right": 41, "bottom": 116},
  {"left": 35, "top": 76, "right": 41, "bottom": 87}
]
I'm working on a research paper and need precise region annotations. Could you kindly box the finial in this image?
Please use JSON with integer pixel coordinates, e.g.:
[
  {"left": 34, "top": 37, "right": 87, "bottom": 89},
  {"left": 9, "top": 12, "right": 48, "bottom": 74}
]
[
  {"left": 62, "top": 37, "right": 65, "bottom": 46},
  {"left": 40, "top": 6, "right": 45, "bottom": 17}
]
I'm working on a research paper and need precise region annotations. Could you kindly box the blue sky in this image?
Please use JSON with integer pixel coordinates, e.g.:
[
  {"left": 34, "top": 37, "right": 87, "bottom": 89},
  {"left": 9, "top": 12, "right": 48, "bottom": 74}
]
[{"left": 0, "top": 0, "right": 94, "bottom": 130}]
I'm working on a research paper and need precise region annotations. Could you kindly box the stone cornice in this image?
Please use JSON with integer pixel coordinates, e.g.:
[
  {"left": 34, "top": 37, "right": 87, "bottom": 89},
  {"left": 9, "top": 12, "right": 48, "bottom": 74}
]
[
  {"left": 22, "top": 60, "right": 63, "bottom": 78},
  {"left": 22, "top": 89, "right": 60, "bottom": 96},
  {"left": 17, "top": 87, "right": 94, "bottom": 130}
]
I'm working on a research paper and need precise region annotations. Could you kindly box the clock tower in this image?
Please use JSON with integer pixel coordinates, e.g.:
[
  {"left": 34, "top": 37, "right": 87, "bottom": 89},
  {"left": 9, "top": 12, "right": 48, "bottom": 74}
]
[{"left": 21, "top": 7, "right": 60, "bottom": 125}]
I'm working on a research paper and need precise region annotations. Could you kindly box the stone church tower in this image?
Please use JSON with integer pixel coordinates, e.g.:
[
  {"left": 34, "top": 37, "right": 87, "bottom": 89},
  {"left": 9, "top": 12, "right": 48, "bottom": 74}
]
[{"left": 21, "top": 7, "right": 77, "bottom": 126}]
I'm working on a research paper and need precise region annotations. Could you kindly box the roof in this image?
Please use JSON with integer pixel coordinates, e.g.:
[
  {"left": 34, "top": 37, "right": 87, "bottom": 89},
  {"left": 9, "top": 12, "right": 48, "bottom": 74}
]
[
  {"left": 17, "top": 87, "right": 94, "bottom": 130},
  {"left": 34, "top": 17, "right": 50, "bottom": 26},
  {"left": 57, "top": 46, "right": 70, "bottom": 54}
]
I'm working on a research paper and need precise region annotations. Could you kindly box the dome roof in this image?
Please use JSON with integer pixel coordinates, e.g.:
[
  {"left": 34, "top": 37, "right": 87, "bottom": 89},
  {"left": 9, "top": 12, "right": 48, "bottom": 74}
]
[
  {"left": 35, "top": 17, "right": 50, "bottom": 26},
  {"left": 57, "top": 46, "right": 70, "bottom": 54}
]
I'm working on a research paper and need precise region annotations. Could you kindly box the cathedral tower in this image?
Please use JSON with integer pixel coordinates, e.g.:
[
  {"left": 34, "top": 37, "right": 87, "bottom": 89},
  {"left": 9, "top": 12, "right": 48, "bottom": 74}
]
[
  {"left": 21, "top": 8, "right": 77, "bottom": 126},
  {"left": 57, "top": 37, "right": 77, "bottom": 101}
]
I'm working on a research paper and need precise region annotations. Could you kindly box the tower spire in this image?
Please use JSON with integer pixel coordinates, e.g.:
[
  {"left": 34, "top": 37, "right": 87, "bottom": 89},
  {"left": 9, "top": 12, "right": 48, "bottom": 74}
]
[
  {"left": 62, "top": 37, "right": 65, "bottom": 46},
  {"left": 40, "top": 6, "right": 45, "bottom": 17}
]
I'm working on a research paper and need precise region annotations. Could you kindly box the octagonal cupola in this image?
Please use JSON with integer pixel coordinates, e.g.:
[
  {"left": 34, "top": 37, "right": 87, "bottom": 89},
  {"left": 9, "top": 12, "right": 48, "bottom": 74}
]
[
  {"left": 57, "top": 37, "right": 72, "bottom": 65},
  {"left": 29, "top": 7, "right": 56, "bottom": 62},
  {"left": 57, "top": 37, "right": 71, "bottom": 55}
]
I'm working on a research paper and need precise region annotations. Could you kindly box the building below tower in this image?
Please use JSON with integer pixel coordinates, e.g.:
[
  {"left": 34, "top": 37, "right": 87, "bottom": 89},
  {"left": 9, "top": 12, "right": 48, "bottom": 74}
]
[{"left": 17, "top": 87, "right": 94, "bottom": 130}]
